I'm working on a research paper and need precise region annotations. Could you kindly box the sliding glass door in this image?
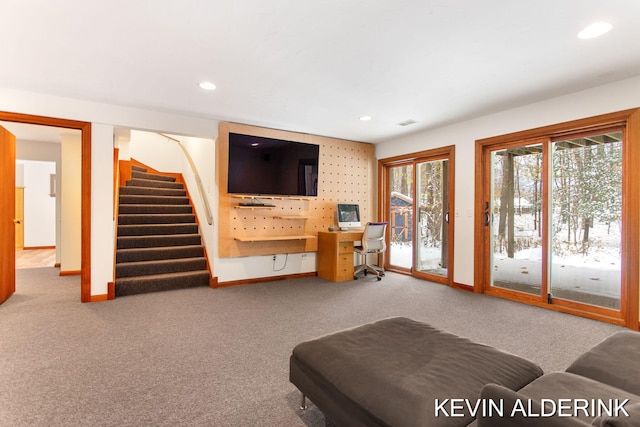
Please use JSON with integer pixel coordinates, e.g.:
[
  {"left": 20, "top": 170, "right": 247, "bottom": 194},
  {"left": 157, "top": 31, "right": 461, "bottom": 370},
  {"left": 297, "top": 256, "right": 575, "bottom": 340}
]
[
  {"left": 381, "top": 146, "right": 454, "bottom": 284},
  {"left": 416, "top": 159, "right": 449, "bottom": 277},
  {"left": 388, "top": 164, "right": 413, "bottom": 270},
  {"left": 489, "top": 142, "right": 545, "bottom": 296},
  {"left": 476, "top": 110, "right": 640, "bottom": 327},
  {"left": 549, "top": 133, "right": 622, "bottom": 309}
]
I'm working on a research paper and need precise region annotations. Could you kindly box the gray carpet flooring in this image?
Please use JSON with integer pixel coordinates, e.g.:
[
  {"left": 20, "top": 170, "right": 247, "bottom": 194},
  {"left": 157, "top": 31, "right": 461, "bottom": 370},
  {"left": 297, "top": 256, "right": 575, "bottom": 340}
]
[{"left": 1, "top": 267, "right": 624, "bottom": 426}]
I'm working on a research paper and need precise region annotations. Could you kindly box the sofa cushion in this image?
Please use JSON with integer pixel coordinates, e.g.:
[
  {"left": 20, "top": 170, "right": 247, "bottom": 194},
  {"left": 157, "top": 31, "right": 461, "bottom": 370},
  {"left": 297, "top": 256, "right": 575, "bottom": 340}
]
[
  {"left": 517, "top": 372, "right": 640, "bottom": 424},
  {"left": 591, "top": 402, "right": 640, "bottom": 427},
  {"left": 290, "top": 317, "right": 543, "bottom": 427},
  {"left": 567, "top": 331, "right": 640, "bottom": 396}
]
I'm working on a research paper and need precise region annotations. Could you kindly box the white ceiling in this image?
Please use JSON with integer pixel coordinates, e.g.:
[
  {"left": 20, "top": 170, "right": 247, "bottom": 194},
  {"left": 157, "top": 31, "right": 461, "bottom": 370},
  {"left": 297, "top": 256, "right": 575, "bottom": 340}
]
[{"left": 1, "top": 0, "right": 640, "bottom": 144}]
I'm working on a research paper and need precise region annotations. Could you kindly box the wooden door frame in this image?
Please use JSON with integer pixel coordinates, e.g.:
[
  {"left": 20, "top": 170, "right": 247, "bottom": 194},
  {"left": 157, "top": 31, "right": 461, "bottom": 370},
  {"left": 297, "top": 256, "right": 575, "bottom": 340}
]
[
  {"left": 378, "top": 145, "right": 455, "bottom": 286},
  {"left": 0, "top": 111, "right": 92, "bottom": 303},
  {"left": 15, "top": 187, "right": 24, "bottom": 250},
  {"left": 474, "top": 109, "right": 640, "bottom": 330}
]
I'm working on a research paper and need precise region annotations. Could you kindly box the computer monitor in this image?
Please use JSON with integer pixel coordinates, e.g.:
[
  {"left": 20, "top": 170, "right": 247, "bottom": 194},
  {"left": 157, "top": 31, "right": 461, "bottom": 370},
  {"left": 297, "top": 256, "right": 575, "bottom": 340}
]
[{"left": 337, "top": 203, "right": 361, "bottom": 230}]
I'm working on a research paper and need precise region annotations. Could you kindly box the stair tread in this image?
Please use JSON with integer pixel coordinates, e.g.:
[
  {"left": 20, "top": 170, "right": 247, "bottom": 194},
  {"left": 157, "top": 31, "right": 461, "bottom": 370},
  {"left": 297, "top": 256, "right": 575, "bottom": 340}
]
[
  {"left": 132, "top": 171, "right": 177, "bottom": 182},
  {"left": 117, "top": 213, "right": 196, "bottom": 225},
  {"left": 117, "top": 233, "right": 201, "bottom": 240},
  {"left": 115, "top": 165, "right": 209, "bottom": 297},
  {"left": 126, "top": 178, "right": 184, "bottom": 189},
  {"left": 115, "top": 270, "right": 209, "bottom": 283},
  {"left": 116, "top": 244, "right": 203, "bottom": 253},
  {"left": 117, "top": 256, "right": 205, "bottom": 267}
]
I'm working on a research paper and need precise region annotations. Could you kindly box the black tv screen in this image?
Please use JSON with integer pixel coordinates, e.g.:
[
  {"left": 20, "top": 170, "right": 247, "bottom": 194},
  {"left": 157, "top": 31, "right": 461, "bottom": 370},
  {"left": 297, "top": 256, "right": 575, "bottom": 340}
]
[{"left": 227, "top": 133, "right": 319, "bottom": 197}]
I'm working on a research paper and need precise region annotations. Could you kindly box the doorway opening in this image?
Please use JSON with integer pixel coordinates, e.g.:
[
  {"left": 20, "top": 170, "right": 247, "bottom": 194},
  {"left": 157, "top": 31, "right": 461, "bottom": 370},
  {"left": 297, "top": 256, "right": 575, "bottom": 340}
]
[{"left": 0, "top": 112, "right": 91, "bottom": 303}]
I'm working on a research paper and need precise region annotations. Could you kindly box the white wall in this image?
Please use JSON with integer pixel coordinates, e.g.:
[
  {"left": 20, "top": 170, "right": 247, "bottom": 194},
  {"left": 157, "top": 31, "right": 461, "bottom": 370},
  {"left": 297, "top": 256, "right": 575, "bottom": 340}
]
[
  {"left": 91, "top": 124, "right": 115, "bottom": 296},
  {"left": 60, "top": 134, "right": 82, "bottom": 273},
  {"left": 19, "top": 161, "right": 56, "bottom": 247},
  {"left": 16, "top": 140, "right": 62, "bottom": 259},
  {"left": 376, "top": 75, "right": 640, "bottom": 286}
]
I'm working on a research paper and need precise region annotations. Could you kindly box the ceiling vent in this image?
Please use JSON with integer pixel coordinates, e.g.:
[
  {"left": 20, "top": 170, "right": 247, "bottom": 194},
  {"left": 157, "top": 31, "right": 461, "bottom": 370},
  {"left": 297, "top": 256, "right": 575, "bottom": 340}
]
[{"left": 396, "top": 119, "right": 417, "bottom": 127}]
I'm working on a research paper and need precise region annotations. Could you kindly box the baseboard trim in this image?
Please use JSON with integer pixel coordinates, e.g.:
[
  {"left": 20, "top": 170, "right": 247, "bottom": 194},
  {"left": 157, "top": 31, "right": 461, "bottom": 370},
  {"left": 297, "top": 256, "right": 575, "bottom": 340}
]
[
  {"left": 215, "top": 272, "right": 316, "bottom": 288},
  {"left": 23, "top": 245, "right": 56, "bottom": 250},
  {"left": 59, "top": 270, "right": 81, "bottom": 276},
  {"left": 54, "top": 262, "right": 61, "bottom": 268},
  {"left": 108, "top": 282, "right": 115, "bottom": 300},
  {"left": 209, "top": 275, "right": 219, "bottom": 288},
  {"left": 89, "top": 294, "right": 109, "bottom": 302}
]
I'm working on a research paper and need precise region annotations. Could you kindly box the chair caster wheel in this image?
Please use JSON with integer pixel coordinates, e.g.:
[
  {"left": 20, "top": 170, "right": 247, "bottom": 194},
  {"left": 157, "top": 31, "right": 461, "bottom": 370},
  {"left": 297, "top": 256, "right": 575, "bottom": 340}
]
[
  {"left": 377, "top": 276, "right": 382, "bottom": 281},
  {"left": 354, "top": 276, "right": 358, "bottom": 280}
]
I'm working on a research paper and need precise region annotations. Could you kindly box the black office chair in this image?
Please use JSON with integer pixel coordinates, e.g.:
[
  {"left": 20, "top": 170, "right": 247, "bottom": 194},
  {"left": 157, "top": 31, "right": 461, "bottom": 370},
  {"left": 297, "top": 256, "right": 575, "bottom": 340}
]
[{"left": 354, "top": 222, "right": 388, "bottom": 281}]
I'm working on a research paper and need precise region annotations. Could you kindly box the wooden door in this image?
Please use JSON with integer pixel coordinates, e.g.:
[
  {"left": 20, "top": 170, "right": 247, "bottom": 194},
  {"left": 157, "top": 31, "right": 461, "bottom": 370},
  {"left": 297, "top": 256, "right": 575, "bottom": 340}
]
[
  {"left": 15, "top": 187, "right": 24, "bottom": 250},
  {"left": 0, "top": 126, "right": 16, "bottom": 304}
]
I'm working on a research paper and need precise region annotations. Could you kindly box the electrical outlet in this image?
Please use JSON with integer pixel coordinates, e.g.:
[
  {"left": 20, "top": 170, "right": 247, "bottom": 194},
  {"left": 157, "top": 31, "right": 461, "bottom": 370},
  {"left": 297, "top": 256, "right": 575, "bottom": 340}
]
[{"left": 272, "top": 255, "right": 277, "bottom": 261}]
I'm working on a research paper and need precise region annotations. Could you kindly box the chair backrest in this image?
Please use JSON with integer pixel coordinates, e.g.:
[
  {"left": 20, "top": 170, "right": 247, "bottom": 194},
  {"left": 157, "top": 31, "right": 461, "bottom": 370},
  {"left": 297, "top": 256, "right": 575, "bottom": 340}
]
[{"left": 362, "top": 222, "right": 388, "bottom": 253}]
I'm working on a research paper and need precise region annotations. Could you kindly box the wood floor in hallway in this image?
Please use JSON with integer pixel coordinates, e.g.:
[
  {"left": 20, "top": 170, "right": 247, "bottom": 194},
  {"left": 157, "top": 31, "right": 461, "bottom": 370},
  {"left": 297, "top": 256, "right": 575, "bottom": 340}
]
[{"left": 15, "top": 248, "right": 56, "bottom": 269}]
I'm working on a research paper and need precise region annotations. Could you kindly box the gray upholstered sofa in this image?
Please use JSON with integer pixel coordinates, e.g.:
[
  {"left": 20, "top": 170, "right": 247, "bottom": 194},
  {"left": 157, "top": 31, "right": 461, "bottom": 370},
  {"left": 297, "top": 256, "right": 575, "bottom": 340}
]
[
  {"left": 476, "top": 331, "right": 640, "bottom": 426},
  {"left": 289, "top": 317, "right": 640, "bottom": 426}
]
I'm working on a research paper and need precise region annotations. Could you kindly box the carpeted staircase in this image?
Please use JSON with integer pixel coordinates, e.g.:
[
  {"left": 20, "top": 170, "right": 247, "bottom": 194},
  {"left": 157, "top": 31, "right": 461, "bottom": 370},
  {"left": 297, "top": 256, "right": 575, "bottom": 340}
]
[{"left": 115, "top": 165, "right": 210, "bottom": 297}]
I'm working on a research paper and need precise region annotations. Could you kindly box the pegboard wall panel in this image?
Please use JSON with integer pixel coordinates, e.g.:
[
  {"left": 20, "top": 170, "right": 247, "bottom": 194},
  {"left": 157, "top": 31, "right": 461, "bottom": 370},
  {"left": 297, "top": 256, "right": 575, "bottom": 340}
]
[{"left": 217, "top": 122, "right": 376, "bottom": 258}]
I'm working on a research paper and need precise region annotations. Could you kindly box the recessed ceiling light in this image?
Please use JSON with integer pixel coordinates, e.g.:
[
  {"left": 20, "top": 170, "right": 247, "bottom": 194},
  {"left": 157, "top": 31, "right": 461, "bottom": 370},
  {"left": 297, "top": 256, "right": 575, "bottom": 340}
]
[
  {"left": 578, "top": 22, "right": 612, "bottom": 39},
  {"left": 359, "top": 116, "right": 372, "bottom": 121},
  {"left": 198, "top": 81, "right": 216, "bottom": 90}
]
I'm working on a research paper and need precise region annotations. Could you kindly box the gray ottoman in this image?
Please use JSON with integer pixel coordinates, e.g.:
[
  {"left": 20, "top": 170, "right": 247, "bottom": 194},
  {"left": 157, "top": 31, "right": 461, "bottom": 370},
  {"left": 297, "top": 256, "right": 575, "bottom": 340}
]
[{"left": 290, "top": 317, "right": 543, "bottom": 427}]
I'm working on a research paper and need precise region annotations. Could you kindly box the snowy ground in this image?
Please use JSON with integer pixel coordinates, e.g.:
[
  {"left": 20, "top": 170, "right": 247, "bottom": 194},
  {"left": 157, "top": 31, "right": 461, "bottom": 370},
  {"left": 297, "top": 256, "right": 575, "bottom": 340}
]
[{"left": 389, "top": 235, "right": 621, "bottom": 300}]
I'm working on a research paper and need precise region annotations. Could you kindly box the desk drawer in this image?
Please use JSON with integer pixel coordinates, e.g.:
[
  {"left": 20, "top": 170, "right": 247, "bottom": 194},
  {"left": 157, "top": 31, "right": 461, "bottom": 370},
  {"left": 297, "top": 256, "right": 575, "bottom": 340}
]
[
  {"left": 335, "top": 254, "right": 354, "bottom": 281},
  {"left": 338, "top": 241, "right": 354, "bottom": 254}
]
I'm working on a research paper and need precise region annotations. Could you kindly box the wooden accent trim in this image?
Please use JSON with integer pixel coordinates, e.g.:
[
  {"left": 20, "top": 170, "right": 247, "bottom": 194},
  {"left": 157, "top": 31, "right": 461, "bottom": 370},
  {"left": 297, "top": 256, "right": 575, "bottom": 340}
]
[
  {"left": 54, "top": 262, "right": 61, "bottom": 268},
  {"left": 623, "top": 109, "right": 640, "bottom": 330},
  {"left": 485, "top": 287, "right": 625, "bottom": 326},
  {"left": 118, "top": 159, "right": 131, "bottom": 186},
  {"left": 113, "top": 148, "right": 119, "bottom": 220},
  {"left": 89, "top": 293, "right": 110, "bottom": 302},
  {"left": 23, "top": 245, "right": 56, "bottom": 250},
  {"left": 475, "top": 109, "right": 636, "bottom": 145},
  {"left": 60, "top": 270, "right": 81, "bottom": 276},
  {"left": 216, "top": 272, "right": 317, "bottom": 288},
  {"left": 451, "top": 281, "right": 474, "bottom": 292},
  {"left": 474, "top": 138, "right": 487, "bottom": 293},
  {"left": 107, "top": 282, "right": 115, "bottom": 300},
  {"left": 217, "top": 122, "right": 374, "bottom": 258},
  {"left": 0, "top": 111, "right": 92, "bottom": 303},
  {"left": 209, "top": 275, "right": 219, "bottom": 288}
]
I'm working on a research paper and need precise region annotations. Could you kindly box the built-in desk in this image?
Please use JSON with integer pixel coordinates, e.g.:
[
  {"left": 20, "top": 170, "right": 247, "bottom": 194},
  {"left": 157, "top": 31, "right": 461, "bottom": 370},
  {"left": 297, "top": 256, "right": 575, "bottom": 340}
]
[{"left": 317, "top": 230, "right": 364, "bottom": 282}]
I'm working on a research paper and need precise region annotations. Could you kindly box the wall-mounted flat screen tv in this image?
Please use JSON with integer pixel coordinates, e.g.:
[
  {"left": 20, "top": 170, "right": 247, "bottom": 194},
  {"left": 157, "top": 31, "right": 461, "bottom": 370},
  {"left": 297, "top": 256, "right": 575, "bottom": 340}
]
[{"left": 227, "top": 132, "right": 319, "bottom": 197}]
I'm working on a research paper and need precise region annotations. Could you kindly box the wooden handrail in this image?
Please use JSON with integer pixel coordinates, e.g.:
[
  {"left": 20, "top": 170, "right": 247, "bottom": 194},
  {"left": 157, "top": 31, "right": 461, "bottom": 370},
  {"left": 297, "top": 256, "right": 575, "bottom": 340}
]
[
  {"left": 158, "top": 133, "right": 213, "bottom": 225},
  {"left": 113, "top": 148, "right": 119, "bottom": 221}
]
